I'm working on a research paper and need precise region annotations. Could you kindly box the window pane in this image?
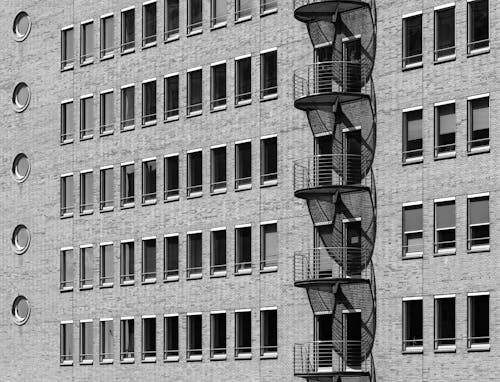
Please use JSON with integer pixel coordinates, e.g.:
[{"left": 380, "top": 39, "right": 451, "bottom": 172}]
[
  {"left": 261, "top": 310, "right": 277, "bottom": 353},
  {"left": 211, "top": 147, "right": 226, "bottom": 191},
  {"left": 142, "top": 160, "right": 157, "bottom": 202},
  {"left": 403, "top": 300, "right": 423, "bottom": 348},
  {"left": 120, "top": 242, "right": 134, "bottom": 282},
  {"left": 101, "top": 17, "right": 114, "bottom": 57},
  {"left": 121, "top": 87, "right": 135, "bottom": 128},
  {"left": 80, "top": 172, "right": 93, "bottom": 212},
  {"left": 187, "top": 233, "right": 202, "bottom": 277},
  {"left": 404, "top": 109, "right": 422, "bottom": 158},
  {"left": 236, "top": 142, "right": 251, "bottom": 187},
  {"left": 469, "top": 295, "right": 489, "bottom": 345},
  {"left": 80, "top": 247, "right": 93, "bottom": 287},
  {"left": 61, "top": 249, "right": 74, "bottom": 289},
  {"left": 261, "top": 137, "right": 277, "bottom": 184},
  {"left": 236, "top": 227, "right": 251, "bottom": 271},
  {"left": 165, "top": 236, "right": 179, "bottom": 278},
  {"left": 142, "top": 239, "right": 156, "bottom": 280},
  {"left": 142, "top": 81, "right": 157, "bottom": 124},
  {"left": 470, "top": 97, "right": 489, "bottom": 148},
  {"left": 435, "top": 7, "right": 455, "bottom": 58},
  {"left": 166, "top": 0, "right": 180, "bottom": 37},
  {"left": 165, "top": 155, "right": 179, "bottom": 198},
  {"left": 404, "top": 205, "right": 422, "bottom": 232},
  {"left": 81, "top": 22, "right": 94, "bottom": 62},
  {"left": 211, "top": 63, "right": 226, "bottom": 108},
  {"left": 100, "top": 168, "right": 114, "bottom": 209},
  {"left": 236, "top": 0, "right": 252, "bottom": 20},
  {"left": 212, "top": 0, "right": 227, "bottom": 26},
  {"left": 143, "top": 2, "right": 157, "bottom": 45},
  {"left": 188, "top": 0, "right": 203, "bottom": 32},
  {"left": 142, "top": 318, "right": 156, "bottom": 357},
  {"left": 61, "top": 102, "right": 74, "bottom": 141},
  {"left": 187, "top": 70, "right": 202, "bottom": 114},
  {"left": 165, "top": 316, "right": 179, "bottom": 356},
  {"left": 235, "top": 311, "right": 251, "bottom": 355},
  {"left": 121, "top": 319, "right": 134, "bottom": 360},
  {"left": 100, "top": 92, "right": 114, "bottom": 133},
  {"left": 436, "top": 103, "right": 455, "bottom": 153},
  {"left": 261, "top": 51, "right": 277, "bottom": 98},
  {"left": 469, "top": 197, "right": 489, "bottom": 225},
  {"left": 403, "top": 15, "right": 422, "bottom": 65},
  {"left": 188, "top": 151, "right": 202, "bottom": 195},
  {"left": 62, "top": 28, "right": 74, "bottom": 67},
  {"left": 261, "top": 224, "right": 277, "bottom": 269},
  {"left": 435, "top": 298, "right": 455, "bottom": 346},
  {"left": 187, "top": 315, "right": 202, "bottom": 357},
  {"left": 100, "top": 320, "right": 113, "bottom": 360},
  {"left": 236, "top": 57, "right": 251, "bottom": 103},
  {"left": 121, "top": 164, "right": 135, "bottom": 205},
  {"left": 121, "top": 10, "right": 135, "bottom": 52},
  {"left": 261, "top": 0, "right": 277, "bottom": 13},
  {"left": 165, "top": 75, "right": 179, "bottom": 119},
  {"left": 100, "top": 245, "right": 114, "bottom": 284},
  {"left": 436, "top": 201, "right": 455, "bottom": 228},
  {"left": 211, "top": 230, "right": 226, "bottom": 273},
  {"left": 469, "top": 0, "right": 488, "bottom": 51},
  {"left": 61, "top": 323, "right": 73, "bottom": 362}
]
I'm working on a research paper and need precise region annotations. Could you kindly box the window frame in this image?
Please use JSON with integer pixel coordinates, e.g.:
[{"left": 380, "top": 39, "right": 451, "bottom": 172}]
[
  {"left": 164, "top": 234, "right": 180, "bottom": 281},
  {"left": 402, "top": 202, "right": 423, "bottom": 258},
  {"left": 402, "top": 12, "right": 423, "bottom": 69},
  {"left": 80, "top": 20, "right": 95, "bottom": 65},
  {"left": 235, "top": 55, "right": 252, "bottom": 105},
  {"left": 60, "top": 321, "right": 74, "bottom": 365},
  {"left": 467, "top": 0, "right": 489, "bottom": 55},
  {"left": 60, "top": 247, "right": 74, "bottom": 291},
  {"left": 142, "top": 237, "right": 157, "bottom": 283},
  {"left": 467, "top": 292, "right": 490, "bottom": 350},
  {"left": 260, "top": 221, "right": 278, "bottom": 272},
  {"left": 99, "top": 89, "right": 114, "bottom": 135},
  {"left": 210, "top": 228, "right": 227, "bottom": 276},
  {"left": 434, "top": 100, "right": 456, "bottom": 158},
  {"left": 60, "top": 173, "right": 75, "bottom": 217},
  {"left": 402, "top": 106, "right": 423, "bottom": 163},
  {"left": 467, "top": 193, "right": 490, "bottom": 252},
  {"left": 164, "top": 73, "right": 180, "bottom": 121},
  {"left": 60, "top": 99, "right": 74, "bottom": 144},
  {"left": 142, "top": 0, "right": 158, "bottom": 47},
  {"left": 99, "top": 165, "right": 114, "bottom": 211},
  {"left": 260, "top": 48, "right": 278, "bottom": 100},
  {"left": 79, "top": 170, "right": 94, "bottom": 214},
  {"left": 79, "top": 245, "right": 94, "bottom": 289},
  {"left": 402, "top": 297, "right": 423, "bottom": 353},
  {"left": 187, "top": 231, "right": 203, "bottom": 279},
  {"left": 187, "top": 0, "right": 203, "bottom": 35},
  {"left": 260, "top": 307, "right": 278, "bottom": 358},
  {"left": 433, "top": 4, "right": 456, "bottom": 62},
  {"left": 100, "top": 14, "right": 115, "bottom": 60},
  {"left": 211, "top": 0, "right": 227, "bottom": 29},
  {"left": 99, "top": 242, "right": 114, "bottom": 287},
  {"left": 260, "top": 135, "right": 278, "bottom": 186},
  {"left": 61, "top": 25, "right": 75, "bottom": 71},
  {"left": 120, "top": 84, "right": 135, "bottom": 130},
  {"left": 260, "top": 0, "right": 278, "bottom": 16},
  {"left": 121, "top": 7, "right": 136, "bottom": 54},
  {"left": 79, "top": 319, "right": 94, "bottom": 364},
  {"left": 235, "top": 140, "right": 252, "bottom": 190},
  {"left": 80, "top": 94, "right": 94, "bottom": 140},
  {"left": 187, "top": 313, "right": 203, "bottom": 360},
  {"left": 164, "top": 154, "right": 180, "bottom": 201},
  {"left": 120, "top": 162, "right": 135, "bottom": 207},
  {"left": 467, "top": 94, "right": 490, "bottom": 153},
  {"left": 120, "top": 317, "right": 135, "bottom": 362},
  {"left": 235, "top": 224, "right": 252, "bottom": 274},
  {"left": 141, "top": 315, "right": 157, "bottom": 362},
  {"left": 210, "top": 145, "right": 227, "bottom": 193},
  {"left": 120, "top": 239, "right": 135, "bottom": 285},
  {"left": 210, "top": 311, "right": 227, "bottom": 359},
  {"left": 99, "top": 318, "right": 114, "bottom": 363},
  {"left": 142, "top": 158, "right": 157, "bottom": 204},
  {"left": 235, "top": 309, "right": 252, "bottom": 358},
  {"left": 235, "top": 0, "right": 252, "bottom": 22},
  {"left": 142, "top": 79, "right": 157, "bottom": 126},
  {"left": 434, "top": 198, "right": 456, "bottom": 254},
  {"left": 164, "top": 314, "right": 180, "bottom": 361},
  {"left": 165, "top": 0, "right": 180, "bottom": 41},
  {"left": 434, "top": 295, "right": 456, "bottom": 351},
  {"left": 210, "top": 61, "right": 227, "bottom": 110},
  {"left": 187, "top": 149, "right": 203, "bottom": 197},
  {"left": 187, "top": 68, "right": 203, "bottom": 116}
]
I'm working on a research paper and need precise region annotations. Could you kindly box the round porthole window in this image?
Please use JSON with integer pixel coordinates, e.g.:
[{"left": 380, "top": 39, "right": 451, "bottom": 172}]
[
  {"left": 13, "top": 12, "right": 31, "bottom": 41},
  {"left": 12, "top": 225, "right": 31, "bottom": 254},
  {"left": 12, "top": 153, "right": 30, "bottom": 182},
  {"left": 12, "top": 296, "right": 31, "bottom": 325},
  {"left": 12, "top": 83, "right": 31, "bottom": 112}
]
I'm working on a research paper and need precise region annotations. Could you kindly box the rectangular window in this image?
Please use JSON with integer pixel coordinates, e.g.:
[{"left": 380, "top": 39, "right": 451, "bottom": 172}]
[
  {"left": 187, "top": 0, "right": 203, "bottom": 34},
  {"left": 260, "top": 0, "right": 278, "bottom": 15},
  {"left": 121, "top": 8, "right": 135, "bottom": 53},
  {"left": 187, "top": 314, "right": 202, "bottom": 360},
  {"left": 210, "top": 312, "right": 227, "bottom": 359},
  {"left": 210, "top": 146, "right": 226, "bottom": 193},
  {"left": 142, "top": 80, "right": 157, "bottom": 125},
  {"left": 142, "top": 238, "right": 157, "bottom": 282},
  {"left": 434, "top": 5, "right": 455, "bottom": 61},
  {"left": 60, "top": 174, "right": 74, "bottom": 216},
  {"left": 142, "top": 316, "right": 157, "bottom": 361},
  {"left": 164, "top": 315, "right": 179, "bottom": 360},
  {"left": 100, "top": 167, "right": 114, "bottom": 210},
  {"left": 260, "top": 50, "right": 277, "bottom": 99},
  {"left": 260, "top": 136, "right": 277, "bottom": 185},
  {"left": 164, "top": 155, "right": 180, "bottom": 200},
  {"left": 187, "top": 150, "right": 203, "bottom": 197},
  {"left": 165, "top": 0, "right": 180, "bottom": 40},
  {"left": 211, "top": 62, "right": 227, "bottom": 110},
  {"left": 211, "top": 0, "right": 227, "bottom": 28},
  {"left": 402, "top": 203, "right": 423, "bottom": 256},
  {"left": 434, "top": 296, "right": 456, "bottom": 349},
  {"left": 211, "top": 229, "right": 226, "bottom": 275},
  {"left": 235, "top": 310, "right": 252, "bottom": 357},
  {"left": 260, "top": 308, "right": 277, "bottom": 357},
  {"left": 120, "top": 163, "right": 135, "bottom": 207},
  {"left": 402, "top": 108, "right": 423, "bottom": 162},
  {"left": 120, "top": 318, "right": 135, "bottom": 361},
  {"left": 468, "top": 0, "right": 489, "bottom": 54},
  {"left": 235, "top": 141, "right": 252, "bottom": 189},
  {"left": 80, "top": 246, "right": 93, "bottom": 289},
  {"left": 187, "top": 232, "right": 202, "bottom": 278},
  {"left": 61, "top": 27, "right": 74, "bottom": 70},
  {"left": 80, "top": 320, "right": 93, "bottom": 363},
  {"left": 164, "top": 235, "right": 179, "bottom": 280},
  {"left": 402, "top": 14, "right": 422, "bottom": 68},
  {"left": 164, "top": 74, "right": 179, "bottom": 120},
  {"left": 142, "top": 159, "right": 157, "bottom": 204},
  {"left": 468, "top": 195, "right": 489, "bottom": 250},
  {"left": 121, "top": 85, "right": 135, "bottom": 129},
  {"left": 120, "top": 241, "right": 135, "bottom": 284},
  {"left": 235, "top": 225, "right": 251, "bottom": 273},
  {"left": 80, "top": 96, "right": 94, "bottom": 139},
  {"left": 468, "top": 293, "right": 490, "bottom": 349},
  {"left": 100, "top": 15, "right": 114, "bottom": 58},
  {"left": 434, "top": 199, "right": 456, "bottom": 253},
  {"left": 61, "top": 100, "right": 74, "bottom": 143},
  {"left": 80, "top": 21, "right": 94, "bottom": 64},
  {"left": 235, "top": 56, "right": 251, "bottom": 104},
  {"left": 235, "top": 0, "right": 252, "bottom": 21},
  {"left": 143, "top": 1, "right": 157, "bottom": 46},
  {"left": 187, "top": 69, "right": 203, "bottom": 116},
  {"left": 99, "top": 319, "right": 113, "bottom": 362},
  {"left": 99, "top": 243, "right": 114, "bottom": 286},
  {"left": 434, "top": 102, "right": 455, "bottom": 157},
  {"left": 402, "top": 299, "right": 423, "bottom": 351},
  {"left": 260, "top": 222, "right": 278, "bottom": 271},
  {"left": 60, "top": 322, "right": 73, "bottom": 364},
  {"left": 80, "top": 171, "right": 93, "bottom": 214},
  {"left": 60, "top": 248, "right": 74, "bottom": 291},
  {"left": 468, "top": 95, "right": 489, "bottom": 151},
  {"left": 100, "top": 90, "right": 114, "bottom": 135}
]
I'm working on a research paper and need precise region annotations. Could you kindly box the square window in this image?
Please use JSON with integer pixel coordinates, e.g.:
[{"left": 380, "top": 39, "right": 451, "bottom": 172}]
[
  {"left": 260, "top": 309, "right": 277, "bottom": 357},
  {"left": 187, "top": 233, "right": 203, "bottom": 278},
  {"left": 402, "top": 204, "right": 423, "bottom": 256},
  {"left": 80, "top": 321, "right": 93, "bottom": 363},
  {"left": 187, "top": 0, "right": 203, "bottom": 34},
  {"left": 120, "top": 318, "right": 135, "bottom": 361},
  {"left": 434, "top": 199, "right": 456, "bottom": 253},
  {"left": 434, "top": 6, "right": 455, "bottom": 61},
  {"left": 143, "top": 1, "right": 157, "bottom": 47},
  {"left": 468, "top": 294, "right": 489, "bottom": 349},
  {"left": 120, "top": 241, "right": 135, "bottom": 284},
  {"left": 434, "top": 297, "right": 456, "bottom": 349},
  {"left": 210, "top": 146, "right": 227, "bottom": 193},
  {"left": 100, "top": 15, "right": 114, "bottom": 58},
  {"left": 187, "top": 314, "right": 202, "bottom": 360},
  {"left": 142, "top": 159, "right": 157, "bottom": 204},
  {"left": 61, "top": 27, "right": 75, "bottom": 70},
  {"left": 80, "top": 96, "right": 94, "bottom": 139},
  {"left": 100, "top": 320, "right": 114, "bottom": 362},
  {"left": 211, "top": 0, "right": 227, "bottom": 28},
  {"left": 121, "top": 85, "right": 135, "bottom": 129},
  {"left": 80, "top": 21, "right": 94, "bottom": 64},
  {"left": 60, "top": 248, "right": 74, "bottom": 291},
  {"left": 260, "top": 223, "right": 278, "bottom": 271},
  {"left": 164, "top": 155, "right": 180, "bottom": 200},
  {"left": 164, "top": 315, "right": 179, "bottom": 360},
  {"left": 235, "top": 226, "right": 251, "bottom": 273},
  {"left": 260, "top": 137, "right": 277, "bottom": 185},
  {"left": 61, "top": 100, "right": 74, "bottom": 143},
  {"left": 235, "top": 0, "right": 252, "bottom": 21},
  {"left": 468, "top": 96, "right": 489, "bottom": 151},
  {"left": 434, "top": 102, "right": 455, "bottom": 157},
  {"left": 402, "top": 109, "right": 423, "bottom": 162},
  {"left": 187, "top": 69, "right": 203, "bottom": 116},
  {"left": 468, "top": 195, "right": 489, "bottom": 250},
  {"left": 164, "top": 75, "right": 179, "bottom": 120},
  {"left": 260, "top": 50, "right": 277, "bottom": 99},
  {"left": 100, "top": 91, "right": 114, "bottom": 135},
  {"left": 402, "top": 14, "right": 422, "bottom": 68},
  {"left": 121, "top": 8, "right": 135, "bottom": 53},
  {"left": 142, "top": 80, "right": 157, "bottom": 125},
  {"left": 235, "top": 141, "right": 252, "bottom": 189},
  {"left": 210, "top": 312, "right": 226, "bottom": 359},
  {"left": 142, "top": 238, "right": 157, "bottom": 282},
  {"left": 165, "top": 0, "right": 180, "bottom": 40},
  {"left": 80, "top": 171, "right": 94, "bottom": 214},
  {"left": 60, "top": 322, "right": 73, "bottom": 364},
  {"left": 211, "top": 63, "right": 227, "bottom": 110},
  {"left": 235, "top": 311, "right": 251, "bottom": 357},
  {"left": 164, "top": 235, "right": 179, "bottom": 280},
  {"left": 100, "top": 167, "right": 114, "bottom": 210},
  {"left": 142, "top": 317, "right": 157, "bottom": 361},
  {"left": 120, "top": 163, "right": 135, "bottom": 207},
  {"left": 210, "top": 229, "right": 226, "bottom": 275},
  {"left": 468, "top": 0, "right": 489, "bottom": 54},
  {"left": 99, "top": 244, "right": 114, "bottom": 286},
  {"left": 80, "top": 246, "right": 93, "bottom": 289},
  {"left": 187, "top": 151, "right": 203, "bottom": 197},
  {"left": 235, "top": 56, "right": 252, "bottom": 104},
  {"left": 402, "top": 299, "right": 423, "bottom": 351},
  {"left": 60, "top": 174, "right": 74, "bottom": 216}
]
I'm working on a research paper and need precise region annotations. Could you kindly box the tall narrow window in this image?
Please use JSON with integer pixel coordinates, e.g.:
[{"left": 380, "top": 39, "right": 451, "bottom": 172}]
[
  {"left": 468, "top": 95, "right": 489, "bottom": 151},
  {"left": 120, "top": 163, "right": 135, "bottom": 207},
  {"left": 434, "top": 199, "right": 455, "bottom": 253},
  {"left": 80, "top": 21, "right": 94, "bottom": 65},
  {"left": 142, "top": 316, "right": 157, "bottom": 361},
  {"left": 164, "top": 315, "right": 179, "bottom": 360},
  {"left": 79, "top": 320, "right": 93, "bottom": 363},
  {"left": 468, "top": 194, "right": 490, "bottom": 250},
  {"left": 99, "top": 319, "right": 114, "bottom": 363},
  {"left": 434, "top": 5, "right": 455, "bottom": 61},
  {"left": 61, "top": 100, "right": 74, "bottom": 143},
  {"left": 60, "top": 174, "right": 74, "bottom": 217},
  {"left": 100, "top": 90, "right": 114, "bottom": 135},
  {"left": 235, "top": 141, "right": 252, "bottom": 189},
  {"left": 210, "top": 146, "right": 226, "bottom": 193},
  {"left": 468, "top": 293, "right": 489, "bottom": 349},
  {"left": 187, "top": 313, "right": 202, "bottom": 360},
  {"left": 143, "top": 1, "right": 157, "bottom": 47},
  {"left": 402, "top": 298, "right": 423, "bottom": 352},
  {"left": 211, "top": 0, "right": 227, "bottom": 28},
  {"left": 260, "top": 0, "right": 278, "bottom": 15},
  {"left": 187, "top": 232, "right": 202, "bottom": 279},
  {"left": 187, "top": 69, "right": 202, "bottom": 116},
  {"left": 261, "top": 222, "right": 278, "bottom": 271},
  {"left": 99, "top": 243, "right": 114, "bottom": 287},
  {"left": 80, "top": 95, "right": 94, "bottom": 139},
  {"left": 402, "top": 203, "right": 423, "bottom": 257},
  {"left": 187, "top": 0, "right": 203, "bottom": 34},
  {"left": 260, "top": 136, "right": 277, "bottom": 185},
  {"left": 142, "top": 80, "right": 157, "bottom": 125},
  {"left": 162, "top": 236, "right": 179, "bottom": 282},
  {"left": 100, "top": 15, "right": 114, "bottom": 59},
  {"left": 235, "top": 225, "right": 252, "bottom": 273},
  {"left": 235, "top": 310, "right": 252, "bottom": 358},
  {"left": 235, "top": 0, "right": 252, "bottom": 21},
  {"left": 100, "top": 166, "right": 114, "bottom": 210},
  {"left": 260, "top": 50, "right": 277, "bottom": 99},
  {"left": 164, "top": 154, "right": 179, "bottom": 200},
  {"left": 402, "top": 14, "right": 422, "bottom": 68},
  {"left": 61, "top": 26, "right": 74, "bottom": 70},
  {"left": 211, "top": 62, "right": 227, "bottom": 110},
  {"left": 142, "top": 238, "right": 157, "bottom": 282},
  {"left": 468, "top": 0, "right": 489, "bottom": 54},
  {"left": 165, "top": 0, "right": 180, "bottom": 40},
  {"left": 434, "top": 102, "right": 455, "bottom": 157},
  {"left": 121, "top": 8, "right": 135, "bottom": 53},
  {"left": 60, "top": 322, "right": 73, "bottom": 364},
  {"left": 80, "top": 171, "right": 93, "bottom": 214},
  {"left": 434, "top": 296, "right": 456, "bottom": 349},
  {"left": 402, "top": 108, "right": 423, "bottom": 162},
  {"left": 187, "top": 150, "right": 203, "bottom": 197},
  {"left": 211, "top": 229, "right": 226, "bottom": 275},
  {"left": 120, "top": 240, "right": 135, "bottom": 284},
  {"left": 60, "top": 248, "right": 74, "bottom": 291},
  {"left": 80, "top": 246, "right": 93, "bottom": 289},
  {"left": 210, "top": 312, "right": 227, "bottom": 359},
  {"left": 260, "top": 308, "right": 277, "bottom": 357},
  {"left": 235, "top": 56, "right": 251, "bottom": 104},
  {"left": 120, "top": 318, "right": 135, "bottom": 361},
  {"left": 142, "top": 159, "right": 157, "bottom": 204},
  {"left": 121, "top": 85, "right": 135, "bottom": 130},
  {"left": 164, "top": 74, "right": 179, "bottom": 120}
]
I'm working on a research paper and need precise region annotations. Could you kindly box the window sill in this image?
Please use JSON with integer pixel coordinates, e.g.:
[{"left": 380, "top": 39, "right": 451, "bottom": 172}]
[
  {"left": 121, "top": 125, "right": 135, "bottom": 132},
  {"left": 99, "top": 282, "right": 114, "bottom": 289},
  {"left": 468, "top": 344, "right": 490, "bottom": 352},
  {"left": 210, "top": 270, "right": 227, "bottom": 278},
  {"left": 60, "top": 213, "right": 74, "bottom": 219},
  {"left": 468, "top": 47, "right": 490, "bottom": 57},
  {"left": 80, "top": 135, "right": 94, "bottom": 141},
  {"left": 60, "top": 360, "right": 74, "bottom": 366},
  {"left": 100, "top": 130, "right": 114, "bottom": 137},
  {"left": 165, "top": 195, "right": 180, "bottom": 203},
  {"left": 468, "top": 245, "right": 490, "bottom": 253},
  {"left": 121, "top": 48, "right": 135, "bottom": 56},
  {"left": 100, "top": 359, "right": 113, "bottom": 364},
  {"left": 260, "top": 352, "right": 278, "bottom": 359},
  {"left": 142, "top": 42, "right": 157, "bottom": 50},
  {"left": 468, "top": 146, "right": 490, "bottom": 155},
  {"left": 403, "top": 156, "right": 423, "bottom": 165},
  {"left": 141, "top": 278, "right": 157, "bottom": 285},
  {"left": 433, "top": 55, "right": 456, "bottom": 65},
  {"left": 260, "top": 266, "right": 278, "bottom": 273},
  {"left": 60, "top": 286, "right": 73, "bottom": 293},
  {"left": 187, "top": 29, "right": 203, "bottom": 37},
  {"left": 235, "top": 184, "right": 252, "bottom": 192},
  {"left": 142, "top": 120, "right": 157, "bottom": 128},
  {"left": 210, "top": 354, "right": 227, "bottom": 361},
  {"left": 235, "top": 99, "right": 252, "bottom": 108},
  {"left": 210, "top": 22, "right": 227, "bottom": 31},
  {"left": 120, "top": 203, "right": 135, "bottom": 210},
  {"left": 165, "top": 355, "right": 179, "bottom": 362},
  {"left": 402, "top": 347, "right": 423, "bottom": 354},
  {"left": 100, "top": 54, "right": 114, "bottom": 62},
  {"left": 260, "top": 179, "right": 278, "bottom": 188},
  {"left": 186, "top": 110, "right": 203, "bottom": 118},
  {"left": 187, "top": 355, "right": 203, "bottom": 362},
  {"left": 80, "top": 360, "right": 93, "bottom": 365},
  {"left": 164, "top": 275, "right": 179, "bottom": 282},
  {"left": 260, "top": 94, "right": 278, "bottom": 102},
  {"left": 260, "top": 9, "right": 278, "bottom": 17},
  {"left": 235, "top": 15, "right": 252, "bottom": 24},
  {"left": 210, "top": 188, "right": 227, "bottom": 195},
  {"left": 120, "top": 280, "right": 135, "bottom": 286},
  {"left": 80, "top": 59, "right": 94, "bottom": 67},
  {"left": 164, "top": 115, "right": 180, "bottom": 123},
  {"left": 61, "top": 139, "right": 74, "bottom": 145},
  {"left": 434, "top": 249, "right": 456, "bottom": 257},
  {"left": 434, "top": 151, "right": 456, "bottom": 161},
  {"left": 142, "top": 199, "right": 157, "bottom": 206},
  {"left": 235, "top": 353, "right": 252, "bottom": 360},
  {"left": 141, "top": 357, "right": 157, "bottom": 363},
  {"left": 100, "top": 206, "right": 114, "bottom": 213},
  {"left": 80, "top": 285, "right": 93, "bottom": 290},
  {"left": 120, "top": 358, "right": 135, "bottom": 364},
  {"left": 80, "top": 210, "right": 94, "bottom": 216},
  {"left": 164, "top": 35, "right": 179, "bottom": 43},
  {"left": 235, "top": 269, "right": 252, "bottom": 276},
  {"left": 187, "top": 191, "right": 203, "bottom": 199},
  {"left": 402, "top": 252, "right": 423, "bottom": 260},
  {"left": 402, "top": 62, "right": 423, "bottom": 71},
  {"left": 61, "top": 64, "right": 74, "bottom": 72},
  {"left": 210, "top": 105, "right": 227, "bottom": 113},
  {"left": 187, "top": 274, "right": 203, "bottom": 280},
  {"left": 434, "top": 346, "right": 456, "bottom": 353}
]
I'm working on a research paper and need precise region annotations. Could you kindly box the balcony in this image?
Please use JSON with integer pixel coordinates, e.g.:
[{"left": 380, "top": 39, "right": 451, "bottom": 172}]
[{"left": 294, "top": 0, "right": 373, "bottom": 23}]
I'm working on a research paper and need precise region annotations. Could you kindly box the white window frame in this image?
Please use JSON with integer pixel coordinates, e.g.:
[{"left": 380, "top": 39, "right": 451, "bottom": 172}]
[
  {"left": 434, "top": 197, "right": 456, "bottom": 255},
  {"left": 402, "top": 297, "right": 423, "bottom": 352},
  {"left": 467, "top": 0, "right": 490, "bottom": 55},
  {"left": 467, "top": 192, "right": 490, "bottom": 252},
  {"left": 402, "top": 201, "right": 423, "bottom": 258}
]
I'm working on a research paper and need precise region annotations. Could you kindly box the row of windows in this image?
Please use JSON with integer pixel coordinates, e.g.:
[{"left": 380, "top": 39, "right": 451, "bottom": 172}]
[
  {"left": 60, "top": 308, "right": 278, "bottom": 365},
  {"left": 402, "top": 193, "right": 489, "bottom": 257},
  {"left": 60, "top": 137, "right": 277, "bottom": 216},
  {"left": 402, "top": 0, "right": 488, "bottom": 69},
  {"left": 402, "top": 293, "right": 489, "bottom": 352},
  {"left": 60, "top": 222, "right": 278, "bottom": 291},
  {"left": 60, "top": 50, "right": 277, "bottom": 144},
  {"left": 61, "top": 0, "right": 278, "bottom": 70},
  {"left": 402, "top": 94, "right": 489, "bottom": 163}
]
